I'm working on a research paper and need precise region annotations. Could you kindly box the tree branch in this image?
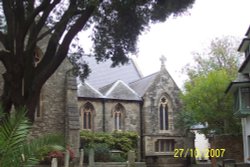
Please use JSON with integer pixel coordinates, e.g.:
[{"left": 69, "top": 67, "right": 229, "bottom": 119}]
[
  {"left": 2, "top": 0, "right": 14, "bottom": 51},
  {"left": 36, "top": 28, "right": 55, "bottom": 42},
  {"left": 0, "top": 50, "right": 11, "bottom": 70},
  {"left": 34, "top": 5, "right": 95, "bottom": 91},
  {"left": 34, "top": 0, "right": 77, "bottom": 71},
  {"left": 26, "top": 0, "right": 61, "bottom": 47},
  {"left": 24, "top": 1, "right": 51, "bottom": 35},
  {"left": 0, "top": 31, "right": 7, "bottom": 48}
]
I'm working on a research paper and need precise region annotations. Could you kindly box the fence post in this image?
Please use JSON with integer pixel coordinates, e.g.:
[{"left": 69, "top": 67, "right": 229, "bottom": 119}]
[
  {"left": 128, "top": 150, "right": 135, "bottom": 167},
  {"left": 89, "top": 148, "right": 95, "bottom": 167},
  {"left": 79, "top": 149, "right": 84, "bottom": 166},
  {"left": 51, "top": 158, "right": 58, "bottom": 167},
  {"left": 64, "top": 150, "right": 70, "bottom": 167}
]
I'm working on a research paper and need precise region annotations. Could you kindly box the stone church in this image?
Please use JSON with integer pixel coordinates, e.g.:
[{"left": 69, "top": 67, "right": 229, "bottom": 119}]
[
  {"left": 0, "top": 49, "right": 194, "bottom": 166},
  {"left": 77, "top": 56, "right": 194, "bottom": 166}
]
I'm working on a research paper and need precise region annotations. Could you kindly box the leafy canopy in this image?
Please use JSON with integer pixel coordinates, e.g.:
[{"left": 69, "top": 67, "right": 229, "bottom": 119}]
[
  {"left": 183, "top": 36, "right": 242, "bottom": 80},
  {"left": 0, "top": 0, "right": 195, "bottom": 120},
  {"left": 0, "top": 0, "right": 195, "bottom": 80},
  {"left": 179, "top": 36, "right": 242, "bottom": 135}
]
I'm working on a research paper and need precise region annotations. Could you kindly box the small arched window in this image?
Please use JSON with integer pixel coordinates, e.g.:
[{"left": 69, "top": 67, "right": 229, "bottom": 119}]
[
  {"left": 81, "top": 102, "right": 94, "bottom": 130},
  {"left": 159, "top": 97, "right": 168, "bottom": 130},
  {"left": 113, "top": 103, "right": 125, "bottom": 130}
]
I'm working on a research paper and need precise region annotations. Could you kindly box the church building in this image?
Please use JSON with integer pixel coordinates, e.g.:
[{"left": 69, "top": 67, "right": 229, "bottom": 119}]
[
  {"left": 0, "top": 50, "right": 194, "bottom": 166},
  {"left": 77, "top": 56, "right": 194, "bottom": 166}
]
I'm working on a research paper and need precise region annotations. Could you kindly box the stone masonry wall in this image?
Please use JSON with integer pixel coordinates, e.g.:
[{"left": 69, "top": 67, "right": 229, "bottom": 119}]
[
  {"left": 212, "top": 134, "right": 243, "bottom": 162},
  {"left": 65, "top": 73, "right": 80, "bottom": 156},
  {"left": 143, "top": 69, "right": 182, "bottom": 136},
  {"left": 77, "top": 99, "right": 141, "bottom": 133},
  {"left": 0, "top": 56, "right": 74, "bottom": 139},
  {"left": 31, "top": 59, "right": 73, "bottom": 137},
  {"left": 104, "top": 100, "right": 141, "bottom": 133},
  {"left": 142, "top": 68, "right": 193, "bottom": 166},
  {"left": 78, "top": 99, "right": 104, "bottom": 132}
]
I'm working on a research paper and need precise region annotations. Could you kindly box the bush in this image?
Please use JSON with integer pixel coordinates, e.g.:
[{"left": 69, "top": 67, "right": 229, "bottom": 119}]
[
  {"left": 94, "top": 143, "right": 111, "bottom": 162},
  {"left": 80, "top": 131, "right": 138, "bottom": 162},
  {"left": 110, "top": 153, "right": 126, "bottom": 162}
]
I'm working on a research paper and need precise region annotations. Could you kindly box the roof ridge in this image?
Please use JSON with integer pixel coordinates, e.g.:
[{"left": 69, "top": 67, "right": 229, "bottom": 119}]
[
  {"left": 129, "top": 71, "right": 159, "bottom": 84},
  {"left": 130, "top": 58, "right": 143, "bottom": 78}
]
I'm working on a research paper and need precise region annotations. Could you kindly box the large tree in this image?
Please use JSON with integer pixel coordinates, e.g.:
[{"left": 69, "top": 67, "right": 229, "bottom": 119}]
[
  {"left": 179, "top": 36, "right": 242, "bottom": 135},
  {"left": 0, "top": 0, "right": 195, "bottom": 121},
  {"left": 183, "top": 36, "right": 242, "bottom": 80}
]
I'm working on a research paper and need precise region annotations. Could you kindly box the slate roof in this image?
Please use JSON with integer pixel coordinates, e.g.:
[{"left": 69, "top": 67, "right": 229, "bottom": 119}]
[
  {"left": 78, "top": 80, "right": 142, "bottom": 101},
  {"left": 99, "top": 81, "right": 116, "bottom": 95},
  {"left": 100, "top": 80, "right": 142, "bottom": 101},
  {"left": 78, "top": 82, "right": 103, "bottom": 98},
  {"left": 129, "top": 72, "right": 159, "bottom": 97},
  {"left": 83, "top": 56, "right": 142, "bottom": 89}
]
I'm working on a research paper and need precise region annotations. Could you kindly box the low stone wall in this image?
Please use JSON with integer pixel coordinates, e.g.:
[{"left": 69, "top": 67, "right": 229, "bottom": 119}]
[
  {"left": 145, "top": 155, "right": 188, "bottom": 167},
  {"left": 94, "top": 162, "right": 146, "bottom": 167},
  {"left": 211, "top": 134, "right": 243, "bottom": 162}
]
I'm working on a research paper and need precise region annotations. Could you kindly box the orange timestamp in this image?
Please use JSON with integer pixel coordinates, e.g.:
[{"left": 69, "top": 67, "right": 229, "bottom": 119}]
[{"left": 174, "top": 148, "right": 226, "bottom": 158}]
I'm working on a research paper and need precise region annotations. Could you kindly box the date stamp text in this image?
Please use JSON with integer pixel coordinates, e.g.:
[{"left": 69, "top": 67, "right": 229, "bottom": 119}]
[{"left": 174, "top": 148, "right": 225, "bottom": 158}]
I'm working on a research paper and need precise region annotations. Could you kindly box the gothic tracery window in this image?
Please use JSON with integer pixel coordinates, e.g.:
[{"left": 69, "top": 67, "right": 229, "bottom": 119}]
[
  {"left": 81, "top": 102, "right": 94, "bottom": 130},
  {"left": 159, "top": 97, "right": 169, "bottom": 130},
  {"left": 113, "top": 103, "right": 125, "bottom": 131}
]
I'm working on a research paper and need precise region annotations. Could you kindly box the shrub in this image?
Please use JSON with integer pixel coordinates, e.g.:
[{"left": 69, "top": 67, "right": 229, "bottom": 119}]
[{"left": 80, "top": 130, "right": 138, "bottom": 162}]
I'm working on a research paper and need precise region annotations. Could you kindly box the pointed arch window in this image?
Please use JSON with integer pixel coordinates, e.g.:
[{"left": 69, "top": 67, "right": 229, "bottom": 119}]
[
  {"left": 113, "top": 103, "right": 125, "bottom": 130},
  {"left": 81, "top": 102, "right": 94, "bottom": 130},
  {"left": 159, "top": 97, "right": 169, "bottom": 130}
]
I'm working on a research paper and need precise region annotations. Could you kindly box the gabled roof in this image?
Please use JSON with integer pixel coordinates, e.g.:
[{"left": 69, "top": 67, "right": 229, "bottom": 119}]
[
  {"left": 78, "top": 82, "right": 103, "bottom": 98},
  {"left": 129, "top": 72, "right": 159, "bottom": 97},
  {"left": 83, "top": 56, "right": 142, "bottom": 89},
  {"left": 226, "top": 73, "right": 250, "bottom": 93},
  {"left": 99, "top": 81, "right": 116, "bottom": 95},
  {"left": 100, "top": 80, "right": 142, "bottom": 101}
]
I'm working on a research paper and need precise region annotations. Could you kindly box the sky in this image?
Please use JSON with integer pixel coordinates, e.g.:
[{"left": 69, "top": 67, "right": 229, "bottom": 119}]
[{"left": 133, "top": 0, "right": 250, "bottom": 89}]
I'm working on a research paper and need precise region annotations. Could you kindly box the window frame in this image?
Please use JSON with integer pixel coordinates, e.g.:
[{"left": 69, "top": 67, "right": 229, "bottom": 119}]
[
  {"left": 159, "top": 97, "right": 169, "bottom": 131},
  {"left": 112, "top": 103, "right": 125, "bottom": 131},
  {"left": 81, "top": 102, "right": 95, "bottom": 130},
  {"left": 155, "top": 139, "right": 175, "bottom": 153}
]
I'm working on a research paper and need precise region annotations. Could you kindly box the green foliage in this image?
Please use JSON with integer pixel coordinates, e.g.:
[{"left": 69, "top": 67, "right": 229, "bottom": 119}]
[
  {"left": 80, "top": 130, "right": 138, "bottom": 161},
  {"left": 179, "top": 36, "right": 243, "bottom": 135},
  {"left": 181, "top": 70, "right": 241, "bottom": 135},
  {"left": 93, "top": 143, "right": 111, "bottom": 162},
  {"left": 0, "top": 0, "right": 195, "bottom": 120},
  {"left": 110, "top": 153, "right": 126, "bottom": 162},
  {"left": 184, "top": 36, "right": 242, "bottom": 80},
  {"left": 0, "top": 107, "right": 65, "bottom": 167}
]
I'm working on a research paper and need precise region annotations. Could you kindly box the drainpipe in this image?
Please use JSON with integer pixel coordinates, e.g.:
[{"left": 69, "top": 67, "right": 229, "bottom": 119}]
[
  {"left": 140, "top": 100, "right": 144, "bottom": 161},
  {"left": 102, "top": 99, "right": 106, "bottom": 132}
]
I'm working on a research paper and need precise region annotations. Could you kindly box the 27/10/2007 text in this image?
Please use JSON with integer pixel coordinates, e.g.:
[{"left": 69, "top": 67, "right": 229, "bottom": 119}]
[{"left": 174, "top": 148, "right": 225, "bottom": 158}]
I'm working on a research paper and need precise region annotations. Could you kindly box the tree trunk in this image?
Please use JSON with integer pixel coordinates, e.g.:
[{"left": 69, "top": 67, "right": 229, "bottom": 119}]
[{"left": 0, "top": 70, "right": 40, "bottom": 122}]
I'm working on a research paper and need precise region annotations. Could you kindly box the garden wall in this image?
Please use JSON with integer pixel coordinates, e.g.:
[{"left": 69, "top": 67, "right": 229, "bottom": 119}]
[{"left": 211, "top": 134, "right": 243, "bottom": 162}]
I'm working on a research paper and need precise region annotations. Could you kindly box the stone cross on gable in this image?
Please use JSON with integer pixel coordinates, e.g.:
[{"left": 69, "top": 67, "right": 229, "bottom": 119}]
[{"left": 160, "top": 55, "right": 166, "bottom": 70}]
